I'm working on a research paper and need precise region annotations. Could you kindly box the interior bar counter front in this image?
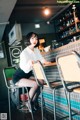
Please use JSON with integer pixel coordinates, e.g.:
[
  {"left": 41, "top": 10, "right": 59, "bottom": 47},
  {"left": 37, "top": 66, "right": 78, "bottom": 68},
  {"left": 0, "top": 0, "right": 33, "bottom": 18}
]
[{"left": 40, "top": 40, "right": 80, "bottom": 120}]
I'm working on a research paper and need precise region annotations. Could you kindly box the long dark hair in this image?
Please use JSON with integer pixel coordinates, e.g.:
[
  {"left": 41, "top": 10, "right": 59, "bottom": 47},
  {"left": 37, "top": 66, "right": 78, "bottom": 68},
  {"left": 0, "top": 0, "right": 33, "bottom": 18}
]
[{"left": 26, "top": 32, "right": 39, "bottom": 47}]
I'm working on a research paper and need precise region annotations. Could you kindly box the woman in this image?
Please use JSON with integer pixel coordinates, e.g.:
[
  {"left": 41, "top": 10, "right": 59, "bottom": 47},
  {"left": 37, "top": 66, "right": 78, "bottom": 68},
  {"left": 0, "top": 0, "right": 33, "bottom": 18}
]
[{"left": 13, "top": 32, "right": 51, "bottom": 109}]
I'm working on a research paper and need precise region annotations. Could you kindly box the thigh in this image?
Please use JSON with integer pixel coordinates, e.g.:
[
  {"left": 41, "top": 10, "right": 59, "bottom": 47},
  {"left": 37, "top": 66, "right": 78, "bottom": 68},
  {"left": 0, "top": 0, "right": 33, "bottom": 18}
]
[
  {"left": 30, "top": 76, "right": 44, "bottom": 85},
  {"left": 15, "top": 78, "right": 37, "bottom": 87}
]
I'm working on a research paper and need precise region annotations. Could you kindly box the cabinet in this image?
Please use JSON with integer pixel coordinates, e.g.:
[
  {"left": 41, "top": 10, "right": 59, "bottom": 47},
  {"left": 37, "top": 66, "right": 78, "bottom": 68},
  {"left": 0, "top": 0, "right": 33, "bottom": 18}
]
[{"left": 54, "top": 3, "right": 80, "bottom": 44}]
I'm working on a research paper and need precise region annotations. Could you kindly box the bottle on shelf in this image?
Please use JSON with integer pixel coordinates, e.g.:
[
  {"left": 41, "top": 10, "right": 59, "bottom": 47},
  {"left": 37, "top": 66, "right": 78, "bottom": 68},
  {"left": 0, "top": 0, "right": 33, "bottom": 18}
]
[{"left": 54, "top": 4, "right": 80, "bottom": 45}]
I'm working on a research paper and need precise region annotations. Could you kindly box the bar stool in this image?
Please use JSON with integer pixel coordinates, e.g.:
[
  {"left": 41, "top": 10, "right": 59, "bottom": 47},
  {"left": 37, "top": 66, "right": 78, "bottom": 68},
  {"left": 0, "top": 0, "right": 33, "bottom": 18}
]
[
  {"left": 3, "top": 66, "right": 34, "bottom": 120},
  {"left": 32, "top": 61, "right": 62, "bottom": 120},
  {"left": 19, "top": 90, "right": 31, "bottom": 113},
  {"left": 56, "top": 51, "right": 80, "bottom": 120}
]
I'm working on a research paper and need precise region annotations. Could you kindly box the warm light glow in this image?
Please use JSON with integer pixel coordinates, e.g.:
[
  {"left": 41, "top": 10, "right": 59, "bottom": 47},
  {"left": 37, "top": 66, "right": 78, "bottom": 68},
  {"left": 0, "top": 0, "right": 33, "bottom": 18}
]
[
  {"left": 39, "top": 39, "right": 45, "bottom": 44},
  {"left": 44, "top": 8, "right": 50, "bottom": 16},
  {"left": 75, "top": 17, "right": 79, "bottom": 22}
]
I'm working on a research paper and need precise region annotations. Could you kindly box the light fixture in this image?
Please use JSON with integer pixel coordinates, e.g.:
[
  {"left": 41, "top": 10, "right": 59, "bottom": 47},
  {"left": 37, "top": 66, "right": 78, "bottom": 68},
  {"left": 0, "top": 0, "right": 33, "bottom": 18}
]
[
  {"left": 35, "top": 24, "right": 40, "bottom": 28},
  {"left": 47, "top": 21, "right": 50, "bottom": 24},
  {"left": 44, "top": 8, "right": 50, "bottom": 16}
]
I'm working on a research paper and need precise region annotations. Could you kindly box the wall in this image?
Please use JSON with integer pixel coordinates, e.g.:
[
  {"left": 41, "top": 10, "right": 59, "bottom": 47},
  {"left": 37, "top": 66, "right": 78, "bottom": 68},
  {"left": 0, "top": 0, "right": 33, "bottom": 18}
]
[
  {"left": 0, "top": 59, "right": 8, "bottom": 100},
  {"left": 21, "top": 22, "right": 55, "bottom": 35},
  {"left": 0, "top": 42, "right": 8, "bottom": 101}
]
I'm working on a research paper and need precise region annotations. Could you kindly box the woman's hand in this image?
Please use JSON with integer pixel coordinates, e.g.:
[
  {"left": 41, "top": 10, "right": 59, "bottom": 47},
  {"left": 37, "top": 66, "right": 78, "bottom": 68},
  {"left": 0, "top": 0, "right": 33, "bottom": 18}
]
[
  {"left": 31, "top": 60, "right": 40, "bottom": 65},
  {"left": 31, "top": 61, "right": 35, "bottom": 64},
  {"left": 43, "top": 61, "right": 52, "bottom": 65}
]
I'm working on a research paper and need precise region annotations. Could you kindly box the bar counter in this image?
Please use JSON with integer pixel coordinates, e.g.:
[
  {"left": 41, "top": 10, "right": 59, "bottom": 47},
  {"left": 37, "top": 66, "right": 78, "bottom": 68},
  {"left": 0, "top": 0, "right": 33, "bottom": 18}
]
[
  {"left": 41, "top": 39, "right": 80, "bottom": 56},
  {"left": 38, "top": 40, "right": 80, "bottom": 120}
]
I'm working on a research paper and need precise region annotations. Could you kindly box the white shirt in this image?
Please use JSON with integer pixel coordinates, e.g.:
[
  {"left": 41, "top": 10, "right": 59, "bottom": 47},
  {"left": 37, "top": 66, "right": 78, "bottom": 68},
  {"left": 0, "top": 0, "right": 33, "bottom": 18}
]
[{"left": 19, "top": 47, "right": 45, "bottom": 73}]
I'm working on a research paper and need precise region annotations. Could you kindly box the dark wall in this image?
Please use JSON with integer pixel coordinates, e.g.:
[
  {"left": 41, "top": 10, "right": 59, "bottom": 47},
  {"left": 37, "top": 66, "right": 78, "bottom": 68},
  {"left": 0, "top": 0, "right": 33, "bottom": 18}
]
[
  {"left": 21, "top": 22, "right": 55, "bottom": 35},
  {"left": 0, "top": 57, "right": 8, "bottom": 101}
]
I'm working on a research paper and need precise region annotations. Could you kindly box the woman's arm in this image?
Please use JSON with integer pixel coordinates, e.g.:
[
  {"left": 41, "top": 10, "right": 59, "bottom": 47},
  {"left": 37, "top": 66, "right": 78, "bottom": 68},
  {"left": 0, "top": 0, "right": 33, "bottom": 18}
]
[
  {"left": 35, "top": 48, "right": 52, "bottom": 65},
  {"left": 42, "top": 60, "right": 52, "bottom": 65}
]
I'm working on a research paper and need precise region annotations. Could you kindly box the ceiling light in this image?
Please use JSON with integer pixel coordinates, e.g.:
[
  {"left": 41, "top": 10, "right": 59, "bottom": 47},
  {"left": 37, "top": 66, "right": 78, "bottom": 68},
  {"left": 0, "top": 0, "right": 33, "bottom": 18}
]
[
  {"left": 47, "top": 21, "right": 50, "bottom": 24},
  {"left": 44, "top": 8, "right": 50, "bottom": 16},
  {"left": 35, "top": 24, "right": 40, "bottom": 28}
]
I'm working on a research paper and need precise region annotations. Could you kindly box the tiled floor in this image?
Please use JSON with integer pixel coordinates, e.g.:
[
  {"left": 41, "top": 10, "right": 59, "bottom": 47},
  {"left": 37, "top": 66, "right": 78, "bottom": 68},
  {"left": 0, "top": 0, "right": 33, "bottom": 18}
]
[
  {"left": 0, "top": 100, "right": 58, "bottom": 120},
  {"left": 0, "top": 100, "right": 42, "bottom": 120},
  {"left": 12, "top": 107, "right": 42, "bottom": 120}
]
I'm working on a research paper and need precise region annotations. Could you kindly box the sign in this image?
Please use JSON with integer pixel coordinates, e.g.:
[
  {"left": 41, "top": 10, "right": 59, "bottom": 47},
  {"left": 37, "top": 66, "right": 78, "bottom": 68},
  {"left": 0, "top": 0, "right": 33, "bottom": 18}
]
[
  {"left": 9, "top": 46, "right": 22, "bottom": 66},
  {"left": 0, "top": 113, "right": 7, "bottom": 120}
]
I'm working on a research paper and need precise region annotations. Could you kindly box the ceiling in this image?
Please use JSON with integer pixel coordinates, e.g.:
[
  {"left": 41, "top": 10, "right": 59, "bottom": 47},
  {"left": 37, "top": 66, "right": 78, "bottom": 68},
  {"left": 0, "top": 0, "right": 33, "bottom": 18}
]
[
  {"left": 0, "top": 0, "right": 17, "bottom": 41},
  {"left": 0, "top": 0, "right": 68, "bottom": 41},
  {"left": 9, "top": 0, "right": 66, "bottom": 24}
]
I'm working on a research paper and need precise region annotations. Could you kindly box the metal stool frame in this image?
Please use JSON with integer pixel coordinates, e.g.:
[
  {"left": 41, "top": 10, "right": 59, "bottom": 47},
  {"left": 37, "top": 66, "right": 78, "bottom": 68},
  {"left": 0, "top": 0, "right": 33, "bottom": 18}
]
[
  {"left": 32, "top": 61, "right": 62, "bottom": 120},
  {"left": 3, "top": 67, "right": 34, "bottom": 120},
  {"left": 56, "top": 51, "right": 80, "bottom": 120}
]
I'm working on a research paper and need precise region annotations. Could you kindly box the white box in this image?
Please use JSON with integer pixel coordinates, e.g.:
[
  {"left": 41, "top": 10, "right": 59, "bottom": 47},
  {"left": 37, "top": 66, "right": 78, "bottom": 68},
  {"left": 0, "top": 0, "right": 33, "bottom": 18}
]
[{"left": 8, "top": 24, "right": 22, "bottom": 45}]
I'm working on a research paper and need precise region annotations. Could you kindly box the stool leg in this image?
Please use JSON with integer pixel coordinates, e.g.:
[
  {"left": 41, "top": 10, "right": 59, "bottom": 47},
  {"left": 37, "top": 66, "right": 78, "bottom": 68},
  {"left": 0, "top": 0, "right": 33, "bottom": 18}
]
[
  {"left": 8, "top": 89, "right": 11, "bottom": 120},
  {"left": 67, "top": 92, "right": 72, "bottom": 120},
  {"left": 53, "top": 89, "right": 56, "bottom": 120},
  {"left": 26, "top": 87, "right": 34, "bottom": 120},
  {"left": 40, "top": 86, "right": 44, "bottom": 120},
  {"left": 17, "top": 88, "right": 20, "bottom": 109},
  {"left": 28, "top": 98, "right": 34, "bottom": 120},
  {"left": 22, "top": 87, "right": 25, "bottom": 106}
]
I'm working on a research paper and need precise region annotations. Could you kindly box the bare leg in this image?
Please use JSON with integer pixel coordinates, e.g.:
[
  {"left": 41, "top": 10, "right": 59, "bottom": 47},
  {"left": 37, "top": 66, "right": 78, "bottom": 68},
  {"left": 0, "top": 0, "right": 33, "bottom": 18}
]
[
  {"left": 32, "top": 87, "right": 40, "bottom": 102},
  {"left": 31, "top": 80, "right": 44, "bottom": 110},
  {"left": 32, "top": 79, "right": 44, "bottom": 102},
  {"left": 15, "top": 78, "right": 38, "bottom": 100}
]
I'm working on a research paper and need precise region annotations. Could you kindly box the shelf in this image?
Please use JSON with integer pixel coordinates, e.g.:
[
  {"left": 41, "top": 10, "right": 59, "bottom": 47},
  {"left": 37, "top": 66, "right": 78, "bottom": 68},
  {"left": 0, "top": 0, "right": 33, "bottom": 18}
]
[
  {"left": 57, "top": 20, "right": 80, "bottom": 33},
  {"left": 54, "top": 4, "right": 80, "bottom": 44},
  {"left": 59, "top": 30, "right": 80, "bottom": 41},
  {"left": 57, "top": 22, "right": 75, "bottom": 33},
  {"left": 57, "top": 13, "right": 73, "bottom": 26}
]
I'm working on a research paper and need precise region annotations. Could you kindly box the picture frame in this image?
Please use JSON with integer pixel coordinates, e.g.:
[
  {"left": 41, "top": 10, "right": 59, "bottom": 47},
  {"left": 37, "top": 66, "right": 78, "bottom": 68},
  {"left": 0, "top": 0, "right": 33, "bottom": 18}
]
[
  {"left": 0, "top": 42, "right": 4, "bottom": 58},
  {"left": 9, "top": 46, "right": 22, "bottom": 66}
]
